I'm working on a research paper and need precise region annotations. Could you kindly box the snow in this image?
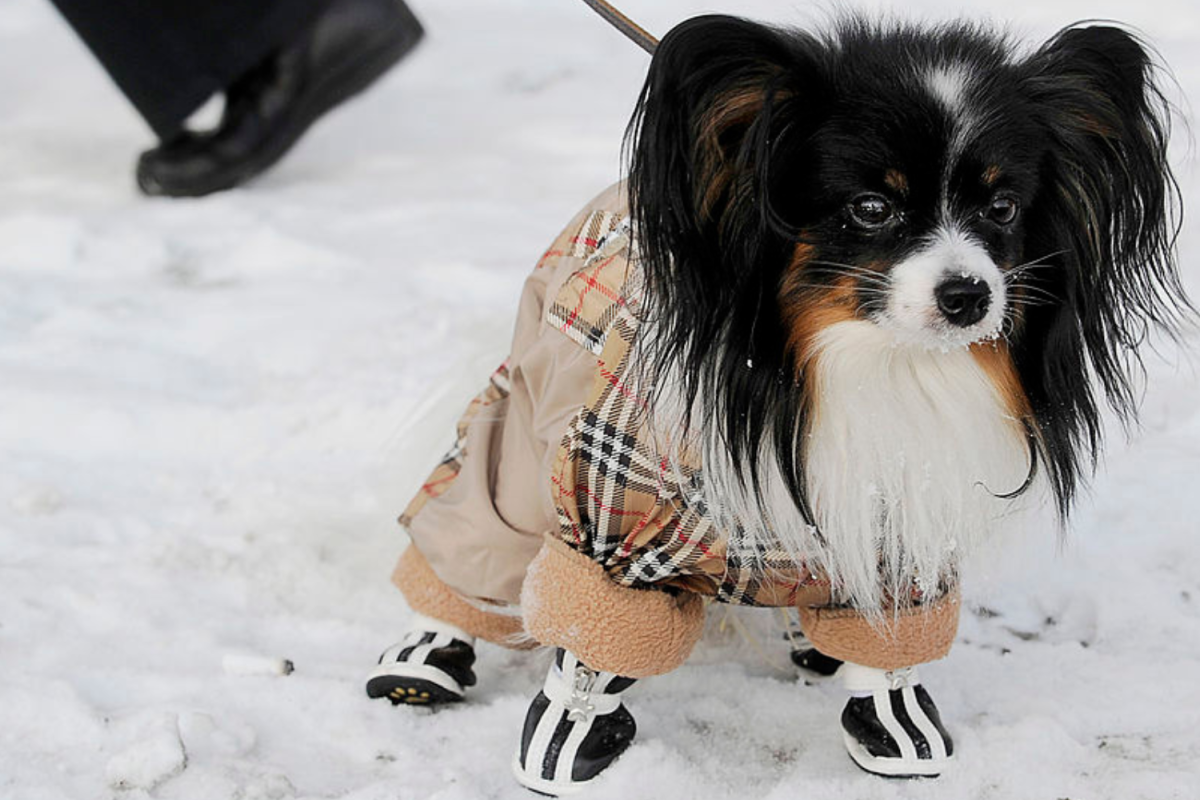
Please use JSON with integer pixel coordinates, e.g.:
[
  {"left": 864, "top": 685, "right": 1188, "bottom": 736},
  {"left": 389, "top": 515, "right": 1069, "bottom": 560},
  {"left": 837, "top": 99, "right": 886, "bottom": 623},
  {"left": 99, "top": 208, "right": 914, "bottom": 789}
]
[{"left": 1, "top": 0, "right": 1199, "bottom": 798}]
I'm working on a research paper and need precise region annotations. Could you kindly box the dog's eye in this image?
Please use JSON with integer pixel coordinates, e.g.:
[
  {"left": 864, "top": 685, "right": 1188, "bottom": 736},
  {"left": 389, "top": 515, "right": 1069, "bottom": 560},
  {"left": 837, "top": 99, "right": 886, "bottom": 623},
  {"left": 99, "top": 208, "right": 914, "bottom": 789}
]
[
  {"left": 848, "top": 194, "right": 895, "bottom": 229},
  {"left": 986, "top": 195, "right": 1020, "bottom": 225}
]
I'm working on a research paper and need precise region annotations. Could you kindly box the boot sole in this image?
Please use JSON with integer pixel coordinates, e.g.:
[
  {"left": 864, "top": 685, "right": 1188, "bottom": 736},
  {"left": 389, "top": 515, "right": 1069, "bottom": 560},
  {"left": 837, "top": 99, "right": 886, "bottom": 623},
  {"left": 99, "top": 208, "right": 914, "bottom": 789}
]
[
  {"left": 510, "top": 750, "right": 591, "bottom": 797},
  {"left": 843, "top": 730, "right": 954, "bottom": 778},
  {"left": 365, "top": 662, "right": 464, "bottom": 705}
]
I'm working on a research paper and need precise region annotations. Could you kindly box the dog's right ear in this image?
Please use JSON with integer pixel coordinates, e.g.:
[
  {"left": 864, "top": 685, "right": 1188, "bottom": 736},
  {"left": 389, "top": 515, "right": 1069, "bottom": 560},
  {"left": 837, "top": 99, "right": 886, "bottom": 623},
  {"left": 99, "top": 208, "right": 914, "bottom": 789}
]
[
  {"left": 624, "top": 16, "right": 825, "bottom": 494},
  {"left": 627, "top": 17, "right": 817, "bottom": 261}
]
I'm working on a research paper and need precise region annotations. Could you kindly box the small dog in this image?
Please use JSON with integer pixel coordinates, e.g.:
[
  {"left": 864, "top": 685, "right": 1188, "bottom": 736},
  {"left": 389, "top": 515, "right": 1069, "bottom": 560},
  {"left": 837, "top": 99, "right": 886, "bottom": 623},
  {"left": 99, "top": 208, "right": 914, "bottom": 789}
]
[{"left": 367, "top": 14, "right": 1190, "bottom": 795}]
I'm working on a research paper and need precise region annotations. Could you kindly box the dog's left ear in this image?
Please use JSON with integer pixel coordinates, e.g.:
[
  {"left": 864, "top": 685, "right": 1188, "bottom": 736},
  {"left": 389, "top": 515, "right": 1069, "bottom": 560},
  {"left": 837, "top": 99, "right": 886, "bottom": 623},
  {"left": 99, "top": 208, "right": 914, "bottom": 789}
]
[
  {"left": 1023, "top": 25, "right": 1189, "bottom": 416},
  {"left": 1017, "top": 25, "right": 1191, "bottom": 517}
]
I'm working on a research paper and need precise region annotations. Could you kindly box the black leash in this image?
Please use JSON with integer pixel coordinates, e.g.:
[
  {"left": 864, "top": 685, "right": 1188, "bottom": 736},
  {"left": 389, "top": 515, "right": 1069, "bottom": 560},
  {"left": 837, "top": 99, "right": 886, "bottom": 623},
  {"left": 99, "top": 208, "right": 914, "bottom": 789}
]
[{"left": 579, "top": 0, "right": 658, "bottom": 54}]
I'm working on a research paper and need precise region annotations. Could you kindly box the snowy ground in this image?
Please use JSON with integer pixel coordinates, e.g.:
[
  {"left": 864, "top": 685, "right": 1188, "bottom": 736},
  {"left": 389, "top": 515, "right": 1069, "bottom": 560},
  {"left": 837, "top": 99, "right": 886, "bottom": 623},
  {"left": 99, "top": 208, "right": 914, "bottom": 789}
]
[{"left": 2, "top": 0, "right": 1200, "bottom": 798}]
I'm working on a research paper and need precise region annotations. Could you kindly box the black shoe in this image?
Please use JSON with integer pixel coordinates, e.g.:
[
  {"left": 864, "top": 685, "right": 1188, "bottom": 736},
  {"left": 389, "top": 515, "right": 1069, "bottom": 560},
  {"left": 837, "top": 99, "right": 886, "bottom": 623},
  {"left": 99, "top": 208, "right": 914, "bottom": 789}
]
[
  {"left": 512, "top": 650, "right": 637, "bottom": 796},
  {"left": 365, "top": 614, "right": 477, "bottom": 705},
  {"left": 137, "top": 0, "right": 424, "bottom": 197},
  {"left": 839, "top": 665, "right": 954, "bottom": 778}
]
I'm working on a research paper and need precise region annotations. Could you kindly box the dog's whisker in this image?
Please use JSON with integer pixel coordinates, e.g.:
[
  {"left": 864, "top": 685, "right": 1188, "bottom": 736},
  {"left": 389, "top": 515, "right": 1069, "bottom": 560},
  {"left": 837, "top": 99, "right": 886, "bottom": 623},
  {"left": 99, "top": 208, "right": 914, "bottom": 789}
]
[
  {"left": 1006, "top": 293, "right": 1060, "bottom": 309},
  {"left": 785, "top": 282, "right": 891, "bottom": 295},
  {"left": 1004, "top": 252, "right": 1067, "bottom": 280},
  {"left": 805, "top": 266, "right": 892, "bottom": 286},
  {"left": 1011, "top": 249, "right": 1068, "bottom": 267},
  {"left": 1006, "top": 263, "right": 1055, "bottom": 278},
  {"left": 1007, "top": 298, "right": 1057, "bottom": 309},
  {"left": 1005, "top": 279, "right": 1059, "bottom": 292},
  {"left": 808, "top": 259, "right": 891, "bottom": 275},
  {"left": 1006, "top": 283, "right": 1062, "bottom": 303}
]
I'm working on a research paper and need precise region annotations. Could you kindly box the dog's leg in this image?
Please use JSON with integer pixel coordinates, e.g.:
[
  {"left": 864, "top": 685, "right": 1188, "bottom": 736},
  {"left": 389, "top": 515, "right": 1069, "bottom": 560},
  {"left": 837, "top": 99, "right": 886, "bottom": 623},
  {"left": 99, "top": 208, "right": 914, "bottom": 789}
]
[
  {"left": 838, "top": 662, "right": 954, "bottom": 778},
  {"left": 365, "top": 546, "right": 532, "bottom": 705},
  {"left": 366, "top": 611, "right": 480, "bottom": 705},
  {"left": 510, "top": 540, "right": 703, "bottom": 792},
  {"left": 791, "top": 596, "right": 961, "bottom": 776},
  {"left": 512, "top": 648, "right": 638, "bottom": 796}
]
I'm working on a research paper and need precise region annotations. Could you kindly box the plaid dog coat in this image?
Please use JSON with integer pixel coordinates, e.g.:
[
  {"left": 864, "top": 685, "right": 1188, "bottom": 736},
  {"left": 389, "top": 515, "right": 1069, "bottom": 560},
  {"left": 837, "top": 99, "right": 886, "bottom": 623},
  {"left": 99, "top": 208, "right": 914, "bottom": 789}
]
[{"left": 391, "top": 184, "right": 959, "bottom": 675}]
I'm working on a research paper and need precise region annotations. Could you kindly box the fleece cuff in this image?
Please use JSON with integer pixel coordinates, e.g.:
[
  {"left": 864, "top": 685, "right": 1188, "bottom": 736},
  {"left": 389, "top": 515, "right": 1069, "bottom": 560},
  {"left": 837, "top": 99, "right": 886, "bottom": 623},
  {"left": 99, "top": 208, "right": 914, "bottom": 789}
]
[
  {"left": 391, "top": 545, "right": 533, "bottom": 649},
  {"left": 521, "top": 536, "right": 706, "bottom": 678},
  {"left": 797, "top": 592, "right": 961, "bottom": 670}
]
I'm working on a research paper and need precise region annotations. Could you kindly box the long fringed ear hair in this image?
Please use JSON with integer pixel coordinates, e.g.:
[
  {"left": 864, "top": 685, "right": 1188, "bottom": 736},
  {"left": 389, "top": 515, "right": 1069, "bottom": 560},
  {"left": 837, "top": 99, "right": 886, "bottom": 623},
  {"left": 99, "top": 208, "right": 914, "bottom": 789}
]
[
  {"left": 625, "top": 15, "right": 826, "bottom": 518},
  {"left": 1016, "top": 25, "right": 1192, "bottom": 518}
]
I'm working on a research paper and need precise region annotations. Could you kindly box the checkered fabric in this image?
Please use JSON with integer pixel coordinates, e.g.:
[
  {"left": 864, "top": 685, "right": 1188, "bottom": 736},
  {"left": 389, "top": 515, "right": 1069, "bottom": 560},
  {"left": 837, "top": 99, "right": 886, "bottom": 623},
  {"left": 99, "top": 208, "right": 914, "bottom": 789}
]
[
  {"left": 543, "top": 215, "right": 825, "bottom": 607},
  {"left": 546, "top": 212, "right": 633, "bottom": 356},
  {"left": 549, "top": 304, "right": 825, "bottom": 607},
  {"left": 399, "top": 361, "right": 511, "bottom": 527},
  {"left": 403, "top": 204, "right": 825, "bottom": 608}
]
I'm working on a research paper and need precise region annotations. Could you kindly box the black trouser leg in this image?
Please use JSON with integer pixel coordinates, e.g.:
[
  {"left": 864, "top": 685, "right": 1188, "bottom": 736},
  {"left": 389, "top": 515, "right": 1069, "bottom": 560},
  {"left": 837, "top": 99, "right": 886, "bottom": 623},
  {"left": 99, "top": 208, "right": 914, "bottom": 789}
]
[{"left": 48, "top": 0, "right": 335, "bottom": 139}]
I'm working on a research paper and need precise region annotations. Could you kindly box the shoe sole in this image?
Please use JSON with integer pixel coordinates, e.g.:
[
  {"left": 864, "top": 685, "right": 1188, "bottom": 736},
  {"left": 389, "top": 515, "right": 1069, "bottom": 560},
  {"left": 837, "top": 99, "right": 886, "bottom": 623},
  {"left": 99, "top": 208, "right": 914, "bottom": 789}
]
[
  {"left": 842, "top": 730, "right": 954, "bottom": 778},
  {"left": 365, "top": 662, "right": 464, "bottom": 705},
  {"left": 142, "top": 7, "right": 424, "bottom": 198},
  {"left": 510, "top": 750, "right": 591, "bottom": 797}
]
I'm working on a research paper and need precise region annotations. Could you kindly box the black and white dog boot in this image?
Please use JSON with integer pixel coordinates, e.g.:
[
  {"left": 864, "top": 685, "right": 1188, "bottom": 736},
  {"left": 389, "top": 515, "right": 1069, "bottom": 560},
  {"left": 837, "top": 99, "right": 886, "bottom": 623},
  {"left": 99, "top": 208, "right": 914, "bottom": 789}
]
[
  {"left": 365, "top": 613, "right": 477, "bottom": 705},
  {"left": 785, "top": 627, "right": 845, "bottom": 678},
  {"left": 839, "top": 662, "right": 954, "bottom": 778},
  {"left": 512, "top": 649, "right": 637, "bottom": 796}
]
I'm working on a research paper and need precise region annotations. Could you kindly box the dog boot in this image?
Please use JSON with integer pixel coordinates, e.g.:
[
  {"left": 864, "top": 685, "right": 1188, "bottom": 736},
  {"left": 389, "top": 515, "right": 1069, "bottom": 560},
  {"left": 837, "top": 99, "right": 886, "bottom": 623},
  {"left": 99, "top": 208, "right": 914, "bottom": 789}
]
[
  {"left": 839, "top": 662, "right": 954, "bottom": 777},
  {"left": 784, "top": 625, "right": 844, "bottom": 678},
  {"left": 365, "top": 612, "right": 477, "bottom": 705},
  {"left": 512, "top": 649, "right": 637, "bottom": 796}
]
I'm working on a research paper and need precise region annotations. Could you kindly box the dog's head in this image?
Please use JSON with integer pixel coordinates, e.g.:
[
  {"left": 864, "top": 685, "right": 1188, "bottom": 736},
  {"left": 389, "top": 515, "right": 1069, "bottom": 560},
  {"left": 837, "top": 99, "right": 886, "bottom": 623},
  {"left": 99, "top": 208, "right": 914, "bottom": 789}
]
[{"left": 627, "top": 15, "right": 1190, "bottom": 523}]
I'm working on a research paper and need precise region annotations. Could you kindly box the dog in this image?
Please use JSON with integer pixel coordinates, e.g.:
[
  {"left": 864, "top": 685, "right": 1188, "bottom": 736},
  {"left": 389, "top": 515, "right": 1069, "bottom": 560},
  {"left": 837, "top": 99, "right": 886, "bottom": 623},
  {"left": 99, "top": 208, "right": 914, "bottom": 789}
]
[{"left": 366, "top": 14, "right": 1190, "bottom": 794}]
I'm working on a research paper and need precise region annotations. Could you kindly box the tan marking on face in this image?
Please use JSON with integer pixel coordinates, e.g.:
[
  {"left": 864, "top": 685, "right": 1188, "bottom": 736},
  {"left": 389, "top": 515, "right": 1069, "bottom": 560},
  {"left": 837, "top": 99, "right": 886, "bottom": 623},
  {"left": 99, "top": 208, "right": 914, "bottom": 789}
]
[
  {"left": 779, "top": 243, "right": 861, "bottom": 372},
  {"left": 983, "top": 165, "right": 1003, "bottom": 186},
  {"left": 969, "top": 339, "right": 1031, "bottom": 420},
  {"left": 884, "top": 169, "right": 909, "bottom": 194}
]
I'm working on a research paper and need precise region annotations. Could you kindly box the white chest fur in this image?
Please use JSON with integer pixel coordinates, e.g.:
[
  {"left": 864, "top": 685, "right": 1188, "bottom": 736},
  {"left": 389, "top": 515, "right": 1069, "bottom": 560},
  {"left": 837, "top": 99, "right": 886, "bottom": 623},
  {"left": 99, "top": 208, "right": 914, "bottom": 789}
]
[{"left": 801, "top": 320, "right": 1030, "bottom": 609}]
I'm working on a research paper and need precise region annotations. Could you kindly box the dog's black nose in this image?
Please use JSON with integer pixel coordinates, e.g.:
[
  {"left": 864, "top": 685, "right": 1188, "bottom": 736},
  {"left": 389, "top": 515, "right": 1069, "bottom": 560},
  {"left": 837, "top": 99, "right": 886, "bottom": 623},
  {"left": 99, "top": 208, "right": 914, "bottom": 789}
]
[{"left": 935, "top": 277, "right": 991, "bottom": 327}]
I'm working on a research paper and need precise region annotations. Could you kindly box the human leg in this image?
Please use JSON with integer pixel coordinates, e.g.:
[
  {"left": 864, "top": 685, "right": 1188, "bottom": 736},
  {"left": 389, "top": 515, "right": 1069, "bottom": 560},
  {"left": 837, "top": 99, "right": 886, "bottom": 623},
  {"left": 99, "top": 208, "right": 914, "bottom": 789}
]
[
  {"left": 49, "top": 0, "right": 334, "bottom": 140},
  {"left": 136, "top": 0, "right": 423, "bottom": 197},
  {"left": 49, "top": 0, "right": 424, "bottom": 196}
]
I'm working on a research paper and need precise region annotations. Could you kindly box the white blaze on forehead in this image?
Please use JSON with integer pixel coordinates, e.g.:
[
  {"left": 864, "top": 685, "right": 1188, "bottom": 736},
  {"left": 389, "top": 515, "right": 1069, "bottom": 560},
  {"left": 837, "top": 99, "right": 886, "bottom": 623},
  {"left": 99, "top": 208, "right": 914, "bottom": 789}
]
[
  {"left": 923, "top": 61, "right": 979, "bottom": 216},
  {"left": 924, "top": 63, "right": 972, "bottom": 116},
  {"left": 883, "top": 225, "right": 1007, "bottom": 350}
]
